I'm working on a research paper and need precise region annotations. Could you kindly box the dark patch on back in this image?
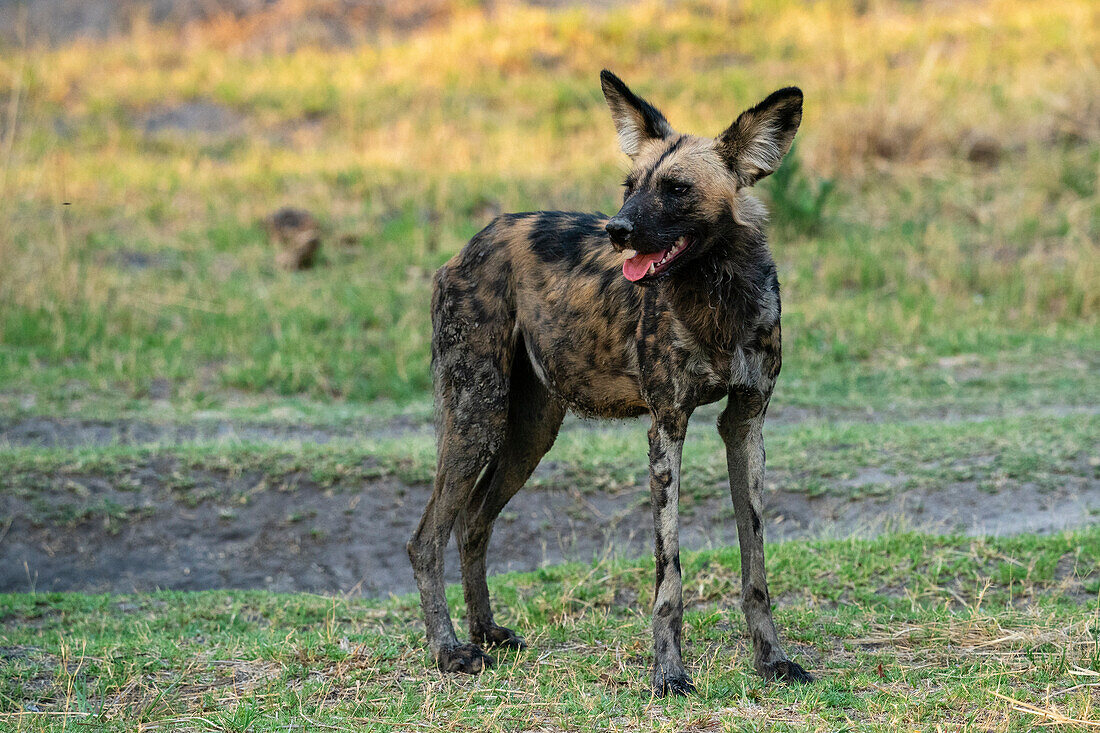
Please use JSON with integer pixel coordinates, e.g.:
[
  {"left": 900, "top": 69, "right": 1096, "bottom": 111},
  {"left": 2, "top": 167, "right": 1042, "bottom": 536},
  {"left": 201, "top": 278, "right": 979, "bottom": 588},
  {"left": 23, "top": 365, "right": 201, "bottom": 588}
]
[{"left": 528, "top": 212, "right": 606, "bottom": 271}]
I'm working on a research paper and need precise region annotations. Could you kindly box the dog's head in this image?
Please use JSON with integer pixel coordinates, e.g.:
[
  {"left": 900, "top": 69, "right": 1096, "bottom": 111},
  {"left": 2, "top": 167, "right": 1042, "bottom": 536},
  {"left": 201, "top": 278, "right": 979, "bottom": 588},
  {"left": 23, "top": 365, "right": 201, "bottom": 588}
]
[{"left": 600, "top": 70, "right": 802, "bottom": 284}]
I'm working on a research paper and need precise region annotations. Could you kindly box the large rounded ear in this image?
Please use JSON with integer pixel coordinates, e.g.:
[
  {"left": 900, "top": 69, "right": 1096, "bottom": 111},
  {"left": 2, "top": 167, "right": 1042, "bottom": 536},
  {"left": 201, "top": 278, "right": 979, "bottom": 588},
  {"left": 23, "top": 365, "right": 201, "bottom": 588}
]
[
  {"left": 716, "top": 87, "right": 803, "bottom": 186},
  {"left": 600, "top": 70, "right": 674, "bottom": 159}
]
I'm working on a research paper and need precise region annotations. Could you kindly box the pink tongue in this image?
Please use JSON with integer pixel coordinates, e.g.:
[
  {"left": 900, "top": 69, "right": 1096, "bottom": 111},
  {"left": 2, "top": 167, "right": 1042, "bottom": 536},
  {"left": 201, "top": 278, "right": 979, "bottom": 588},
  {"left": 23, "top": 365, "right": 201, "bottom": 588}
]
[{"left": 622, "top": 250, "right": 666, "bottom": 282}]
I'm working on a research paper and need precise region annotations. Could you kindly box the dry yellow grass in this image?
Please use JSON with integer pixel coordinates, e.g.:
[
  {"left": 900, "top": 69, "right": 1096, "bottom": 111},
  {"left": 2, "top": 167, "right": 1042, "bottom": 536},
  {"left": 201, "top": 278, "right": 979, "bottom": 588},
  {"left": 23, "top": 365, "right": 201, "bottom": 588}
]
[{"left": 0, "top": 0, "right": 1096, "bottom": 405}]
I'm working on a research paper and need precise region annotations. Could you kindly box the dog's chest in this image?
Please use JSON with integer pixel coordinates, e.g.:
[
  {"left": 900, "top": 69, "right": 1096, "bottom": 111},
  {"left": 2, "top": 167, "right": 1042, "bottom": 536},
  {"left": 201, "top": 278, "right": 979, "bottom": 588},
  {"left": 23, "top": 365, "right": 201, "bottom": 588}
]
[
  {"left": 635, "top": 282, "right": 777, "bottom": 403},
  {"left": 655, "top": 320, "right": 754, "bottom": 407}
]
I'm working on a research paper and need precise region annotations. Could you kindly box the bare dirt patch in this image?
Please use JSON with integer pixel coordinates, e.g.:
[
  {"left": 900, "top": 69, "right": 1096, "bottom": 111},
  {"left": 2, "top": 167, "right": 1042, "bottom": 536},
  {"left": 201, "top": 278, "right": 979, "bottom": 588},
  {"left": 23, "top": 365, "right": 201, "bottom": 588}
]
[
  {"left": 3, "top": 405, "right": 1097, "bottom": 597},
  {"left": 2, "top": 453, "right": 1096, "bottom": 598},
  {"left": 0, "top": 415, "right": 388, "bottom": 449}
]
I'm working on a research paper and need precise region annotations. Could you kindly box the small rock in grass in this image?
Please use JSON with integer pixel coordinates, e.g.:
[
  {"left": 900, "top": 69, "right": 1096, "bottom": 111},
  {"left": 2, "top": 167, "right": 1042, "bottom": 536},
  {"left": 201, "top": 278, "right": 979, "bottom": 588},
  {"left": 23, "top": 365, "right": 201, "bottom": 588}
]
[
  {"left": 264, "top": 207, "right": 321, "bottom": 270},
  {"left": 964, "top": 133, "right": 1002, "bottom": 166}
]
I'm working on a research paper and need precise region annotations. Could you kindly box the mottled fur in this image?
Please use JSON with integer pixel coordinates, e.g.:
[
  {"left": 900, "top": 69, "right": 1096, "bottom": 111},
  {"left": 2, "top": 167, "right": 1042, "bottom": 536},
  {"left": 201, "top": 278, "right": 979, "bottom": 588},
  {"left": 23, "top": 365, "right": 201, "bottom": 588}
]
[{"left": 407, "top": 71, "right": 812, "bottom": 695}]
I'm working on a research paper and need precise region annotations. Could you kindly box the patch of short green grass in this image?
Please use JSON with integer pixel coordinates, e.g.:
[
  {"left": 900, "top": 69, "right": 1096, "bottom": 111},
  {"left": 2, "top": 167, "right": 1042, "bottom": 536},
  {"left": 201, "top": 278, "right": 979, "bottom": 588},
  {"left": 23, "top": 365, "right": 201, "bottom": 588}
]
[
  {"left": 1, "top": 529, "right": 1097, "bottom": 731},
  {"left": 2, "top": 411, "right": 1095, "bottom": 519}
]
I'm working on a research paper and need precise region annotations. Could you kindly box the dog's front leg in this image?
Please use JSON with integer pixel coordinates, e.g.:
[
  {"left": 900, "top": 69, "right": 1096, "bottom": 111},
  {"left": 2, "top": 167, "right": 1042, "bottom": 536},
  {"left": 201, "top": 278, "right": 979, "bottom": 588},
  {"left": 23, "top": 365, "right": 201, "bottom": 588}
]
[
  {"left": 718, "top": 388, "right": 812, "bottom": 683},
  {"left": 647, "top": 410, "right": 694, "bottom": 696}
]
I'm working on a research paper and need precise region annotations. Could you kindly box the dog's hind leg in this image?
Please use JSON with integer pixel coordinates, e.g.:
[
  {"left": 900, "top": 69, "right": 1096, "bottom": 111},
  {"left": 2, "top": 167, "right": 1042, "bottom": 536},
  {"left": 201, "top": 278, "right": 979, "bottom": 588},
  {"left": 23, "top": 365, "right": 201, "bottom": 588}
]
[
  {"left": 407, "top": 262, "right": 514, "bottom": 674},
  {"left": 718, "top": 387, "right": 813, "bottom": 684},
  {"left": 408, "top": 402, "right": 507, "bottom": 673},
  {"left": 455, "top": 339, "right": 565, "bottom": 651}
]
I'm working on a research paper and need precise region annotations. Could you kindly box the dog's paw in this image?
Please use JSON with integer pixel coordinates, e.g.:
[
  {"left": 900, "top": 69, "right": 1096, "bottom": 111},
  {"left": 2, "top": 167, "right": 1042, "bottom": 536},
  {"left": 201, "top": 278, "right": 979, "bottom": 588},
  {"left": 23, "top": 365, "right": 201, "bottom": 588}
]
[
  {"left": 652, "top": 668, "right": 696, "bottom": 697},
  {"left": 473, "top": 624, "right": 528, "bottom": 650},
  {"left": 435, "top": 643, "right": 494, "bottom": 674},
  {"left": 758, "top": 658, "right": 814, "bottom": 684}
]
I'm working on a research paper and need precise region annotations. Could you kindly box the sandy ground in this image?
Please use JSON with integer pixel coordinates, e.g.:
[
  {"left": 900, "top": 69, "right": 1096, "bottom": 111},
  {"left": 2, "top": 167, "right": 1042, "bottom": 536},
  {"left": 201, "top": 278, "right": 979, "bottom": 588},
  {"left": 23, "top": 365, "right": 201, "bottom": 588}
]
[{"left": 2, "top": 414, "right": 1097, "bottom": 598}]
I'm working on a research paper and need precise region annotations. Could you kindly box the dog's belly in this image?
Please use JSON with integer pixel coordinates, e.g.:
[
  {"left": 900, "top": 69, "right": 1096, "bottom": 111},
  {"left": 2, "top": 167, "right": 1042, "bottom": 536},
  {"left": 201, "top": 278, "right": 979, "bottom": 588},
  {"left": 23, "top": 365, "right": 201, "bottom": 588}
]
[{"left": 519, "top": 326, "right": 648, "bottom": 419}]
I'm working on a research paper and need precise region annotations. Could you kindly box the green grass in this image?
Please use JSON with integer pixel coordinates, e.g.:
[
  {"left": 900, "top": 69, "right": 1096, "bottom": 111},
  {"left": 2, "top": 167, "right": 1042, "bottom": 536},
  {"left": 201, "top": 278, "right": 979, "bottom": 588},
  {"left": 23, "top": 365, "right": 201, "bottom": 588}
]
[
  {"left": 2, "top": 529, "right": 1098, "bottom": 731},
  {"left": 2, "top": 409, "right": 1095, "bottom": 527},
  {"left": 0, "top": 0, "right": 1097, "bottom": 411},
  {"left": 0, "top": 2, "right": 1097, "bottom": 729}
]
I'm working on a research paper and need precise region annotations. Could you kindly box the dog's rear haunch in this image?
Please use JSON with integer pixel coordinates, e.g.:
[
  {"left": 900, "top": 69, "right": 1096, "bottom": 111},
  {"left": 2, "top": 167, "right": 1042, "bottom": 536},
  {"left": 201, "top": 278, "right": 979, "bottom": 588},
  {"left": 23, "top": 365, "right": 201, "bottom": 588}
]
[{"left": 407, "top": 70, "right": 811, "bottom": 696}]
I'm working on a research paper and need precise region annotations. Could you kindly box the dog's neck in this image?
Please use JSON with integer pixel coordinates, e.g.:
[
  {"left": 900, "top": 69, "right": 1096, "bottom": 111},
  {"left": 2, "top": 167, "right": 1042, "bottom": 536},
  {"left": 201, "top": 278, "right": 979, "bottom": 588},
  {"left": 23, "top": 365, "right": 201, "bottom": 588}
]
[{"left": 661, "top": 218, "right": 778, "bottom": 354}]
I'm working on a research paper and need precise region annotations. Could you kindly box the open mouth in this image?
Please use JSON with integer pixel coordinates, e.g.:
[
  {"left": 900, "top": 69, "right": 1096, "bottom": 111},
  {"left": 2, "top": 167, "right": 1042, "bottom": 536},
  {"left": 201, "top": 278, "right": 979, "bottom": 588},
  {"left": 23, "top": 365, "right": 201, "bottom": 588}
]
[{"left": 621, "top": 236, "right": 693, "bottom": 282}]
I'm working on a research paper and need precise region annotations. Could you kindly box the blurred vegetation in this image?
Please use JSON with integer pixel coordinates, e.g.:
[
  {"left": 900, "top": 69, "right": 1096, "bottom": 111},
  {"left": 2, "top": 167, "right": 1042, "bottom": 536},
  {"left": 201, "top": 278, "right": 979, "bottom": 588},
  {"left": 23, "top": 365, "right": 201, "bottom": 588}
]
[
  {"left": 0, "top": 0, "right": 1096, "bottom": 410},
  {"left": 761, "top": 145, "right": 835, "bottom": 236}
]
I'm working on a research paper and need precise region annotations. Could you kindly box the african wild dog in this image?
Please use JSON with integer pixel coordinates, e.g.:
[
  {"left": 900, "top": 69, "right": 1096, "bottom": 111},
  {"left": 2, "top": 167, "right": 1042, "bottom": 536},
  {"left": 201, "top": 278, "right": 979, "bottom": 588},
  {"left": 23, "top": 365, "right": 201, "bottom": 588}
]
[{"left": 407, "top": 70, "right": 811, "bottom": 695}]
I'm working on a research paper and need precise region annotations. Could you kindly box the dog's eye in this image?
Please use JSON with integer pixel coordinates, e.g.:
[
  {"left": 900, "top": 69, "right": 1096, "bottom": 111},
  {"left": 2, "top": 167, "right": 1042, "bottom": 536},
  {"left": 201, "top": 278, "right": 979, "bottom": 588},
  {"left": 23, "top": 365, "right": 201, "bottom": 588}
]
[{"left": 671, "top": 183, "right": 691, "bottom": 195}]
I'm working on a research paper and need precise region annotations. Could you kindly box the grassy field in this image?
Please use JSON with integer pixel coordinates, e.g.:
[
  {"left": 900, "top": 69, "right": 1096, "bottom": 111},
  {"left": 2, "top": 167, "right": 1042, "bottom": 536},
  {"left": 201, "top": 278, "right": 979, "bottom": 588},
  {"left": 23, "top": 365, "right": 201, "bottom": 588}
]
[
  {"left": 1, "top": 0, "right": 1098, "bottom": 729},
  {"left": 0, "top": 0, "right": 1096, "bottom": 411},
  {"left": 2, "top": 530, "right": 1099, "bottom": 731}
]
